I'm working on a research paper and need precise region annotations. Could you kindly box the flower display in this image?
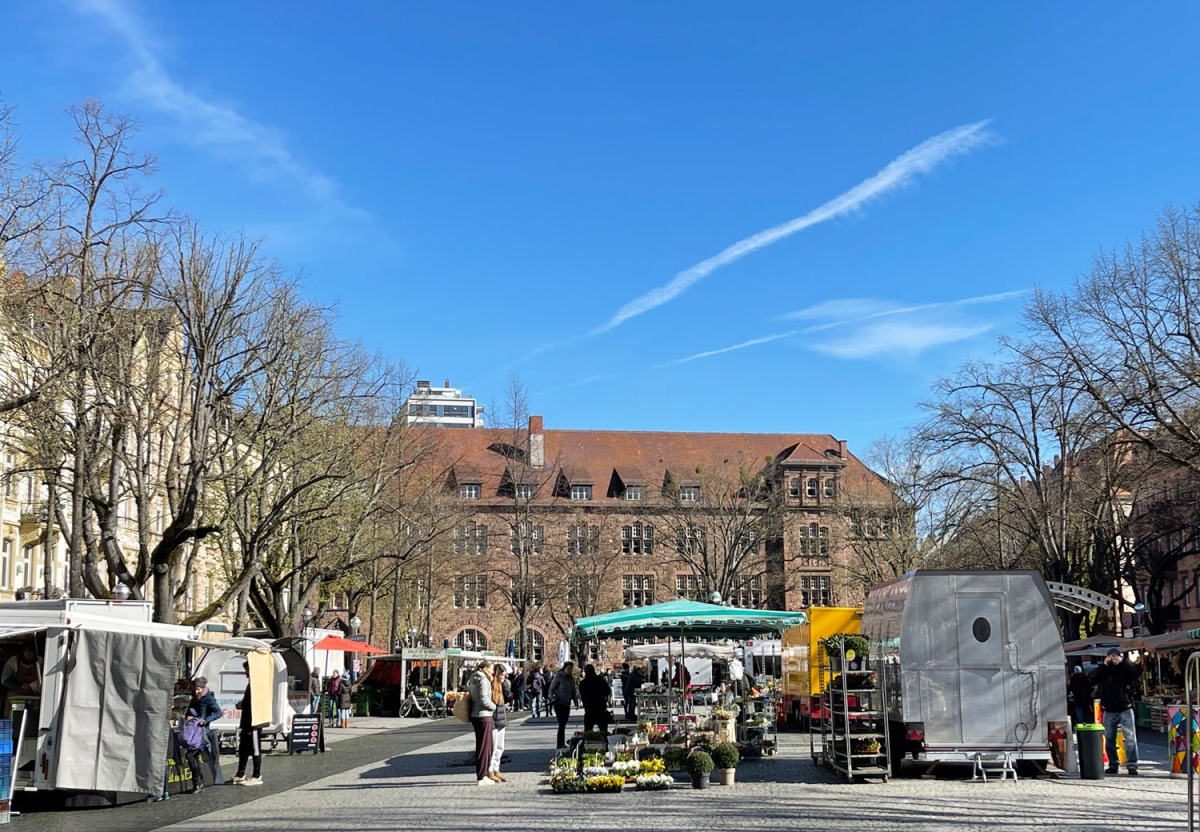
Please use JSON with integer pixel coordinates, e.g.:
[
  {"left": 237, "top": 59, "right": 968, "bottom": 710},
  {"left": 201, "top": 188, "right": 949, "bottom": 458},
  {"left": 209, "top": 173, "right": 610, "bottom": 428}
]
[
  {"left": 582, "top": 765, "right": 609, "bottom": 777},
  {"left": 639, "top": 757, "right": 666, "bottom": 775},
  {"left": 583, "top": 775, "right": 626, "bottom": 793},
  {"left": 635, "top": 773, "right": 673, "bottom": 790}
]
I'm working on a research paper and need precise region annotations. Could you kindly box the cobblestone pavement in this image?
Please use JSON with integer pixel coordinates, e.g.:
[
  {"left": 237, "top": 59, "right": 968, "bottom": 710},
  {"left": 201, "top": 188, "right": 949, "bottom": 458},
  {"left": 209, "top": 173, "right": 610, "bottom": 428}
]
[
  {"left": 147, "top": 713, "right": 1189, "bottom": 832},
  {"left": 13, "top": 712, "right": 1195, "bottom": 832}
]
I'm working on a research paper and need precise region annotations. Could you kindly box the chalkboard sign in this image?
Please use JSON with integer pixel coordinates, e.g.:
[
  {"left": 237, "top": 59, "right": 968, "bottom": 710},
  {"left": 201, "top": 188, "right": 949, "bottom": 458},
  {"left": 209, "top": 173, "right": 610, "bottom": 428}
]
[{"left": 289, "top": 714, "right": 324, "bottom": 754}]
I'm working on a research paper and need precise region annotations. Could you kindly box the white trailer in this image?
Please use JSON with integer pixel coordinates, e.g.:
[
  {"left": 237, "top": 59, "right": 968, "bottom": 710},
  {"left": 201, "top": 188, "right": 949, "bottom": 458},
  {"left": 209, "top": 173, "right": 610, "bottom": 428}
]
[
  {"left": 861, "top": 570, "right": 1068, "bottom": 774},
  {"left": 0, "top": 599, "right": 199, "bottom": 801},
  {"left": 191, "top": 636, "right": 313, "bottom": 750}
]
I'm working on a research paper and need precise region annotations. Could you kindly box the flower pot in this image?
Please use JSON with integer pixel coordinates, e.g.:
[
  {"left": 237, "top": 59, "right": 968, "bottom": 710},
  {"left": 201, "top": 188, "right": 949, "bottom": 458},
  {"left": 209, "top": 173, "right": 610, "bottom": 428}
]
[
  {"left": 717, "top": 767, "right": 735, "bottom": 786},
  {"left": 690, "top": 772, "right": 711, "bottom": 789}
]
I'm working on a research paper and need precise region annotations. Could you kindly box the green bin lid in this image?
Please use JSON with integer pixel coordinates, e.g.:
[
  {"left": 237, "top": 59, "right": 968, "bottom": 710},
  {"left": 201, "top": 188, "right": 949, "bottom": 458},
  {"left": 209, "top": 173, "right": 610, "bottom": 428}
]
[{"left": 1075, "top": 723, "right": 1104, "bottom": 731}]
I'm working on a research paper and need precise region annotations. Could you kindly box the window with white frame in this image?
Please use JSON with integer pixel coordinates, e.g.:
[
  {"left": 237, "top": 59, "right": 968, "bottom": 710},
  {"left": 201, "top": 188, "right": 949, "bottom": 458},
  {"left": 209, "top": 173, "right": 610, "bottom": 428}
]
[
  {"left": 798, "top": 575, "right": 832, "bottom": 607},
  {"left": 567, "top": 575, "right": 600, "bottom": 609},
  {"left": 453, "top": 574, "right": 488, "bottom": 608},
  {"left": 454, "top": 521, "right": 488, "bottom": 556},
  {"left": 19, "top": 544, "right": 33, "bottom": 588},
  {"left": 806, "top": 478, "right": 818, "bottom": 499},
  {"left": 675, "top": 574, "right": 703, "bottom": 601},
  {"left": 621, "top": 522, "right": 654, "bottom": 555},
  {"left": 622, "top": 574, "right": 655, "bottom": 607},
  {"left": 459, "top": 483, "right": 481, "bottom": 499},
  {"left": 454, "top": 628, "right": 488, "bottom": 651},
  {"left": 823, "top": 479, "right": 836, "bottom": 499},
  {"left": 731, "top": 575, "right": 764, "bottom": 608},
  {"left": 0, "top": 539, "right": 9, "bottom": 589},
  {"left": 3, "top": 452, "right": 13, "bottom": 498},
  {"left": 678, "top": 485, "right": 700, "bottom": 503},
  {"left": 515, "top": 483, "right": 534, "bottom": 499},
  {"left": 567, "top": 523, "right": 598, "bottom": 555},
  {"left": 677, "top": 524, "right": 706, "bottom": 556},
  {"left": 510, "top": 522, "right": 543, "bottom": 555},
  {"left": 624, "top": 485, "right": 644, "bottom": 501},
  {"left": 570, "top": 484, "right": 592, "bottom": 501},
  {"left": 787, "top": 478, "right": 801, "bottom": 498},
  {"left": 527, "top": 629, "right": 545, "bottom": 662}
]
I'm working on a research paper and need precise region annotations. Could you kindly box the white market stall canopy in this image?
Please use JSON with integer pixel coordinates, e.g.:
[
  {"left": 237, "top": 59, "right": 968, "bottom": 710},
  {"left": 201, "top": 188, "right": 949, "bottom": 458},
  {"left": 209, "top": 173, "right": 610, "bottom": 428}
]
[{"left": 624, "top": 642, "right": 737, "bottom": 661}]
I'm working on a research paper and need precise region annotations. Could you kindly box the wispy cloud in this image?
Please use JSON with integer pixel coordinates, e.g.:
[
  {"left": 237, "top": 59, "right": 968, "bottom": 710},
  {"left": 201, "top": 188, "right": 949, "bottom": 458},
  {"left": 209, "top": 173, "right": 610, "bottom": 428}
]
[
  {"left": 590, "top": 120, "right": 998, "bottom": 335},
  {"left": 815, "top": 321, "right": 992, "bottom": 359},
  {"left": 665, "top": 289, "right": 1024, "bottom": 365},
  {"left": 73, "top": 0, "right": 363, "bottom": 218}
]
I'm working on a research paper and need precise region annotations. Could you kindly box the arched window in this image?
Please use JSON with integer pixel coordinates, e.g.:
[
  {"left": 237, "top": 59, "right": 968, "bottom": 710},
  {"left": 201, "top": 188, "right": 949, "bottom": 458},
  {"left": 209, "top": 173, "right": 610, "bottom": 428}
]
[
  {"left": 527, "top": 629, "right": 545, "bottom": 662},
  {"left": 454, "top": 628, "right": 488, "bottom": 651}
]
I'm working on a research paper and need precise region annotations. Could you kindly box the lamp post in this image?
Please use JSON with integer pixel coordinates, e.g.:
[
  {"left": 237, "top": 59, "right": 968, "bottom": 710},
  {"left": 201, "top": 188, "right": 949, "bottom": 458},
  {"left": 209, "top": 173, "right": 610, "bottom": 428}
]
[
  {"left": 350, "top": 614, "right": 362, "bottom": 635},
  {"left": 408, "top": 626, "right": 418, "bottom": 648},
  {"left": 113, "top": 582, "right": 131, "bottom": 601}
]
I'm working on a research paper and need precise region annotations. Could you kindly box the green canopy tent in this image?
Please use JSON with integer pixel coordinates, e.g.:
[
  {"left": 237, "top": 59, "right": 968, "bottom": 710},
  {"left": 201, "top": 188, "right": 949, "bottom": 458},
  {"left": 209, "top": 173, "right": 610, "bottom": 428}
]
[
  {"left": 570, "top": 599, "right": 807, "bottom": 643},
  {"left": 569, "top": 599, "right": 807, "bottom": 728}
]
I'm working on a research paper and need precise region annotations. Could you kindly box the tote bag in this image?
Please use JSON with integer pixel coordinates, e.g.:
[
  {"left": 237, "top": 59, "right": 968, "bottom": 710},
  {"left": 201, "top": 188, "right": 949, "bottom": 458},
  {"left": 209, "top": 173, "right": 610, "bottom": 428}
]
[{"left": 452, "top": 693, "right": 471, "bottom": 723}]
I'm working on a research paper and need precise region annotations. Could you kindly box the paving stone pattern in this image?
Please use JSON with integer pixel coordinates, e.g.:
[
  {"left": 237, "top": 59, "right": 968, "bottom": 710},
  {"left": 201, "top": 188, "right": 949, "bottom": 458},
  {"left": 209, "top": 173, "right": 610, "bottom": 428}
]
[{"left": 14, "top": 712, "right": 1195, "bottom": 832}]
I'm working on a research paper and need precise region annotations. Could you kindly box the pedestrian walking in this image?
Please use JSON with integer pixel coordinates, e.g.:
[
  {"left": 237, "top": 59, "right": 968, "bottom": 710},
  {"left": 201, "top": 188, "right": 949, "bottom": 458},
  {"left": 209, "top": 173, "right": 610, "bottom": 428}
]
[
  {"left": 548, "top": 661, "right": 577, "bottom": 750},
  {"left": 326, "top": 670, "right": 343, "bottom": 727},
  {"left": 512, "top": 667, "right": 527, "bottom": 712},
  {"left": 233, "top": 662, "right": 264, "bottom": 786},
  {"left": 467, "top": 660, "right": 497, "bottom": 786},
  {"left": 530, "top": 667, "right": 545, "bottom": 718},
  {"left": 1092, "top": 648, "right": 1142, "bottom": 775},
  {"left": 309, "top": 669, "right": 321, "bottom": 715}
]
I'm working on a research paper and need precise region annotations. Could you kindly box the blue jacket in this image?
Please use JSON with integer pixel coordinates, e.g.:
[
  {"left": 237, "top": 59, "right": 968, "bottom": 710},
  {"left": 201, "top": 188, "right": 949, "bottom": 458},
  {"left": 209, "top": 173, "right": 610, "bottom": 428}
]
[{"left": 190, "top": 690, "right": 221, "bottom": 725}]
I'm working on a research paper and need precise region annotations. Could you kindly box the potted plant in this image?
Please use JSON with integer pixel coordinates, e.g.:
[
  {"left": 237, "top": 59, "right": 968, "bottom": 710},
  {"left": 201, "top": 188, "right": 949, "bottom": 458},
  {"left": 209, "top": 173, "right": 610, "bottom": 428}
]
[
  {"left": 711, "top": 742, "right": 739, "bottom": 786},
  {"left": 663, "top": 745, "right": 688, "bottom": 771},
  {"left": 685, "top": 750, "right": 714, "bottom": 790},
  {"left": 822, "top": 633, "right": 869, "bottom": 671}
]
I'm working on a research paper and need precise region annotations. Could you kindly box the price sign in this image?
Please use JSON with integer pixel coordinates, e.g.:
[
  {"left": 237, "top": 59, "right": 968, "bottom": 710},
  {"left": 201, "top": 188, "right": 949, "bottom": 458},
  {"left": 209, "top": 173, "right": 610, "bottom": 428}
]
[{"left": 289, "top": 714, "right": 324, "bottom": 755}]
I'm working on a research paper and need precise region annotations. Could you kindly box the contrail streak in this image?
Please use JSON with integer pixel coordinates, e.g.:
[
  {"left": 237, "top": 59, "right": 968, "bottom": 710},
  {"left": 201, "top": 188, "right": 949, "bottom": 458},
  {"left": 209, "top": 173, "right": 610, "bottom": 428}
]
[{"left": 591, "top": 120, "right": 997, "bottom": 335}]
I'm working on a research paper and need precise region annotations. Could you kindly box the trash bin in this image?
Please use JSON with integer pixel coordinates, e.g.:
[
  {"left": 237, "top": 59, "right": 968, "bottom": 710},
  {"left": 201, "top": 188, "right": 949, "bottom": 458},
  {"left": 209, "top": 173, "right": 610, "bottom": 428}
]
[{"left": 1076, "top": 723, "right": 1105, "bottom": 780}]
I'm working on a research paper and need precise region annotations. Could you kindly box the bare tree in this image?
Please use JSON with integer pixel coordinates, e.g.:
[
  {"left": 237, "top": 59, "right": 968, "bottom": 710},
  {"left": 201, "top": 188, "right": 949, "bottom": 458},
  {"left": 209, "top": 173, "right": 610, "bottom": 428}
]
[
  {"left": 1027, "top": 203, "right": 1200, "bottom": 476},
  {"left": 648, "top": 455, "right": 786, "bottom": 606}
]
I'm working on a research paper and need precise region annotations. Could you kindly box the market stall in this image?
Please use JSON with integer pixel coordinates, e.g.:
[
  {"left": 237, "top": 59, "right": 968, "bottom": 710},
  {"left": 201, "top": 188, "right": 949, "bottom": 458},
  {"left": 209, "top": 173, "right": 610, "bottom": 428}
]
[{"left": 570, "top": 600, "right": 805, "bottom": 755}]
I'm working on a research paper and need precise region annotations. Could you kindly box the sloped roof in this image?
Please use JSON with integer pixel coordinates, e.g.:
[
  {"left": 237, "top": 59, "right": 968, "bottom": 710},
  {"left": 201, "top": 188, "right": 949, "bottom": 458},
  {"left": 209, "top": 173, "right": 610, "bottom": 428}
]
[{"left": 423, "top": 424, "right": 893, "bottom": 504}]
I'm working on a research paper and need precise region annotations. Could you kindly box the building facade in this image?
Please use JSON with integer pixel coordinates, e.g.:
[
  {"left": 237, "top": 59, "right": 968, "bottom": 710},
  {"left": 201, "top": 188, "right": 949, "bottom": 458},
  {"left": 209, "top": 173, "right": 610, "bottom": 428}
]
[
  {"left": 402, "top": 380, "right": 484, "bottom": 429},
  {"left": 409, "top": 416, "right": 894, "bottom": 664}
]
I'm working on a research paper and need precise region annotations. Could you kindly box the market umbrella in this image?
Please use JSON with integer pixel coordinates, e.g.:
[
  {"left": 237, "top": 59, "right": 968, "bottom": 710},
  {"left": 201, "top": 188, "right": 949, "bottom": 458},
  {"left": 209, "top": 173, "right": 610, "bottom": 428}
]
[{"left": 313, "top": 635, "right": 387, "bottom": 653}]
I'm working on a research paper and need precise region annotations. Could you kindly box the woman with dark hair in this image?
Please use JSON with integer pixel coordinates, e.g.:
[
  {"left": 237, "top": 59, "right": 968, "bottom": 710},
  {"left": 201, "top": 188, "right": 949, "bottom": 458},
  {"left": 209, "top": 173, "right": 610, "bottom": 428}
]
[{"left": 579, "top": 663, "right": 611, "bottom": 741}]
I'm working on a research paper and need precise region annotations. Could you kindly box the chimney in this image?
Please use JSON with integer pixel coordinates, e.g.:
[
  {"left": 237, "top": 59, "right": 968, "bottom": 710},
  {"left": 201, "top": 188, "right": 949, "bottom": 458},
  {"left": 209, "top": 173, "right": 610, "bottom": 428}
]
[
  {"left": 837, "top": 439, "right": 847, "bottom": 459},
  {"left": 528, "top": 415, "right": 544, "bottom": 468},
  {"left": 444, "top": 379, "right": 450, "bottom": 388}
]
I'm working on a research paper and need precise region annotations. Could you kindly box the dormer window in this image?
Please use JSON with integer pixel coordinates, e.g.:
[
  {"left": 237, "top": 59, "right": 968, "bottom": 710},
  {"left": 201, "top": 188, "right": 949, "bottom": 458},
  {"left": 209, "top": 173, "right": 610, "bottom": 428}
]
[
  {"left": 678, "top": 486, "right": 700, "bottom": 503},
  {"left": 570, "top": 484, "right": 592, "bottom": 501},
  {"left": 515, "top": 484, "right": 534, "bottom": 500},
  {"left": 624, "top": 485, "right": 644, "bottom": 501},
  {"left": 459, "top": 484, "right": 480, "bottom": 499}
]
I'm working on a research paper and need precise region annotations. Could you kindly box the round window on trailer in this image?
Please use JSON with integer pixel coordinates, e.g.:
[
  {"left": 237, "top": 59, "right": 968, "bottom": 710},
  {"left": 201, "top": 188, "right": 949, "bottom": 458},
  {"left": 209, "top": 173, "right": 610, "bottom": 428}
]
[{"left": 971, "top": 617, "right": 992, "bottom": 643}]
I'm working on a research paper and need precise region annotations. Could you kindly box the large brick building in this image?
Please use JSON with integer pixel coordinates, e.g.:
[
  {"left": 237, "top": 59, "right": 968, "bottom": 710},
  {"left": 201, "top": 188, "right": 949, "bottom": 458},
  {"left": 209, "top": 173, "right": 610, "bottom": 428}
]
[{"left": 411, "top": 416, "right": 893, "bottom": 664}]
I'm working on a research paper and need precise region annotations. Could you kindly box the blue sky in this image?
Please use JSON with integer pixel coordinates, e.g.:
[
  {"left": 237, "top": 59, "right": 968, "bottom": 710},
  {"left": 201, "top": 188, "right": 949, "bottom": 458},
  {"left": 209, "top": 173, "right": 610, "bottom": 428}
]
[{"left": 4, "top": 2, "right": 1200, "bottom": 453}]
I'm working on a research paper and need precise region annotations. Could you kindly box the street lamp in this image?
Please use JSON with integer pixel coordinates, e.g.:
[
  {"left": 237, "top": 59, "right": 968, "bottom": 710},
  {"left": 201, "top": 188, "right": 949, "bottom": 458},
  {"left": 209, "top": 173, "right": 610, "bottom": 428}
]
[
  {"left": 350, "top": 614, "right": 362, "bottom": 635},
  {"left": 113, "top": 582, "right": 131, "bottom": 601},
  {"left": 301, "top": 607, "right": 314, "bottom": 635},
  {"left": 408, "top": 626, "right": 418, "bottom": 647}
]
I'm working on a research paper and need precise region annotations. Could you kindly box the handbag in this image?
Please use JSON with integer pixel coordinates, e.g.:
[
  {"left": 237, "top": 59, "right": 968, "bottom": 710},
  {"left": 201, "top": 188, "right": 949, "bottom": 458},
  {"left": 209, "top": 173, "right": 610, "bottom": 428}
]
[
  {"left": 178, "top": 719, "right": 204, "bottom": 750},
  {"left": 452, "top": 693, "right": 471, "bottom": 723}
]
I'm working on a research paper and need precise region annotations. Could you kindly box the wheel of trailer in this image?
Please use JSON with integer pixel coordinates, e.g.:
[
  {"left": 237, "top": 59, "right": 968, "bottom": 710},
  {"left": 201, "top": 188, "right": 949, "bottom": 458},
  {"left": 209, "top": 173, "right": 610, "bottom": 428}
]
[{"left": 269, "top": 735, "right": 279, "bottom": 751}]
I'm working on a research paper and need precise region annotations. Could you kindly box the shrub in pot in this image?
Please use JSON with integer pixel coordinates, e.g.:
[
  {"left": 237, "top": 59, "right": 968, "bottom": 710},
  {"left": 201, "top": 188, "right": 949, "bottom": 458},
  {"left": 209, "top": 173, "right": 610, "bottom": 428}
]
[
  {"left": 711, "top": 742, "right": 739, "bottom": 786},
  {"left": 663, "top": 745, "right": 688, "bottom": 771},
  {"left": 685, "top": 750, "right": 714, "bottom": 790}
]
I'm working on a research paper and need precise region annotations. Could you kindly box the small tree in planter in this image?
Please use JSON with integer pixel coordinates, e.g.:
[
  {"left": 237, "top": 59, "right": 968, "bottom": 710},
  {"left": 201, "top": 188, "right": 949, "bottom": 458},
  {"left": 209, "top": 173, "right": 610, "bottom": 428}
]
[
  {"left": 685, "top": 750, "right": 714, "bottom": 790},
  {"left": 711, "top": 742, "right": 739, "bottom": 786}
]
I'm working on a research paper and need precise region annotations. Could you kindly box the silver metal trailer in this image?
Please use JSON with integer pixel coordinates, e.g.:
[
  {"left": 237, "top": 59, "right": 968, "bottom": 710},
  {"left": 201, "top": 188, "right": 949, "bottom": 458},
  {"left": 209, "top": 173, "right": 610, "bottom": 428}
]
[{"left": 861, "top": 570, "right": 1068, "bottom": 774}]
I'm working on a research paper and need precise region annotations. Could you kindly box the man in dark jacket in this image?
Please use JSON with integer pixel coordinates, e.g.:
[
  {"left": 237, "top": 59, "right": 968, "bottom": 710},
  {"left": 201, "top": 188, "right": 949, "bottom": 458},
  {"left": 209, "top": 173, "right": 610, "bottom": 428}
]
[
  {"left": 184, "top": 678, "right": 222, "bottom": 792},
  {"left": 512, "top": 668, "right": 527, "bottom": 711},
  {"left": 1091, "top": 648, "right": 1141, "bottom": 775},
  {"left": 233, "top": 662, "right": 264, "bottom": 786},
  {"left": 548, "top": 662, "right": 577, "bottom": 750}
]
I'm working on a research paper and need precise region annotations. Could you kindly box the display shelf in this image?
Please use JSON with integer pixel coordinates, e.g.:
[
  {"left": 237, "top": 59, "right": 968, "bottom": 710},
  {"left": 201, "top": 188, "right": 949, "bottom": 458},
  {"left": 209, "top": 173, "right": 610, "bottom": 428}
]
[{"left": 820, "top": 658, "right": 890, "bottom": 783}]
